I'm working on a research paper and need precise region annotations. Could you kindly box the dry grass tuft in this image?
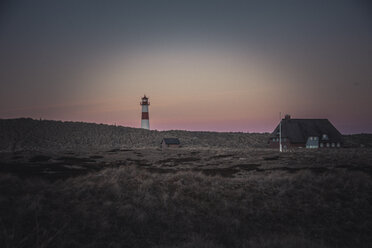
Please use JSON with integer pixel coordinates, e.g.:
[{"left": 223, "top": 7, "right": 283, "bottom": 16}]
[{"left": 0, "top": 163, "right": 371, "bottom": 248}]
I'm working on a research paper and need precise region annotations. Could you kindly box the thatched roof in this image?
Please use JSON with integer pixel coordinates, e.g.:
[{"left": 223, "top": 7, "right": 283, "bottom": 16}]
[{"left": 270, "top": 118, "right": 342, "bottom": 144}]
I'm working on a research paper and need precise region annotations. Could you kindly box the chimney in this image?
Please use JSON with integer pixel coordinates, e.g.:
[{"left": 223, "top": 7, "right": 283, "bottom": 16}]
[{"left": 285, "top": 114, "right": 291, "bottom": 120}]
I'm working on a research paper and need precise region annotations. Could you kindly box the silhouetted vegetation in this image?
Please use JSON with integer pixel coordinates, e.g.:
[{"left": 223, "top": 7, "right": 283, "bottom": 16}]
[
  {"left": 29, "top": 155, "right": 51, "bottom": 162},
  {"left": 0, "top": 118, "right": 270, "bottom": 152},
  {"left": 89, "top": 155, "right": 104, "bottom": 159},
  {"left": 0, "top": 148, "right": 371, "bottom": 247},
  {"left": 343, "top": 134, "right": 372, "bottom": 148},
  {"left": 0, "top": 163, "right": 371, "bottom": 248},
  {"left": 0, "top": 118, "right": 371, "bottom": 247},
  {"left": 1, "top": 119, "right": 371, "bottom": 153}
]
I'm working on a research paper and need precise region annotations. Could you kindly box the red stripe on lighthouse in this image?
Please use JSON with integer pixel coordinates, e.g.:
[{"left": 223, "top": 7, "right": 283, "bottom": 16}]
[{"left": 142, "top": 112, "right": 149, "bottom": 119}]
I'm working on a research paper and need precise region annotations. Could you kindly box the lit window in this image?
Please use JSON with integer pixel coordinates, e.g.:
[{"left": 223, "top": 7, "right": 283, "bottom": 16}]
[
  {"left": 337, "top": 143, "right": 340, "bottom": 147},
  {"left": 314, "top": 137, "right": 318, "bottom": 140},
  {"left": 331, "top": 143, "right": 335, "bottom": 147},
  {"left": 322, "top": 134, "right": 328, "bottom": 140},
  {"left": 320, "top": 143, "right": 324, "bottom": 147},
  {"left": 326, "top": 143, "right": 330, "bottom": 147}
]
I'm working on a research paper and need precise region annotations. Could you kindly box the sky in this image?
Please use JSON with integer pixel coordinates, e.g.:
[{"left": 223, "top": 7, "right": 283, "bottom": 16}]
[{"left": 0, "top": 0, "right": 371, "bottom": 133}]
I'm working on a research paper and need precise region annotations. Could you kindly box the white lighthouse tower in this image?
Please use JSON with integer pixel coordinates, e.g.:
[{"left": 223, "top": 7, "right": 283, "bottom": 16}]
[{"left": 140, "top": 95, "right": 150, "bottom": 129}]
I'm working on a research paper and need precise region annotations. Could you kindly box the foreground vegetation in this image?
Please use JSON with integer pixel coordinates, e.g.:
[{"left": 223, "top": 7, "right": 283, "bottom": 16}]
[
  {"left": 1, "top": 119, "right": 371, "bottom": 247},
  {"left": 1, "top": 148, "right": 371, "bottom": 248}
]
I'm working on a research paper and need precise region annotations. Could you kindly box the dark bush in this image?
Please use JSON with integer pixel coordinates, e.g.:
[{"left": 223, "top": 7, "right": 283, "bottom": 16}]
[{"left": 29, "top": 155, "right": 51, "bottom": 162}]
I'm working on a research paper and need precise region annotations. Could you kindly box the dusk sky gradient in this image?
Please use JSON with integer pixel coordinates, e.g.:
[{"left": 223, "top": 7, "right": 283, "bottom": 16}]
[{"left": 1, "top": 0, "right": 371, "bottom": 133}]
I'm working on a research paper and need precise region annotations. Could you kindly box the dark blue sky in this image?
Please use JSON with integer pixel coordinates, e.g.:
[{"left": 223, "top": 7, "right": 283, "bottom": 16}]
[{"left": 0, "top": 0, "right": 371, "bottom": 133}]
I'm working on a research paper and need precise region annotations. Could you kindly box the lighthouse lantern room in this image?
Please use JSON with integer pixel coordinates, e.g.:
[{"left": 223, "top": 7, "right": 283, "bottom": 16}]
[{"left": 140, "top": 95, "right": 150, "bottom": 129}]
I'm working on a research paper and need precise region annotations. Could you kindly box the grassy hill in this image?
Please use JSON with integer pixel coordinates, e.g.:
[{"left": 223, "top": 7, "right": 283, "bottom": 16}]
[
  {"left": 0, "top": 118, "right": 269, "bottom": 152},
  {"left": 0, "top": 118, "right": 372, "bottom": 247},
  {"left": 1, "top": 118, "right": 371, "bottom": 152},
  {"left": 343, "top": 134, "right": 372, "bottom": 148}
]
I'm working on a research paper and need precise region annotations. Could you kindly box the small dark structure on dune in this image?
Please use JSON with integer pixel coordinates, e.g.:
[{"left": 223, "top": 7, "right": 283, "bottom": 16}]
[
  {"left": 161, "top": 138, "right": 181, "bottom": 149},
  {"left": 269, "top": 115, "right": 343, "bottom": 149}
]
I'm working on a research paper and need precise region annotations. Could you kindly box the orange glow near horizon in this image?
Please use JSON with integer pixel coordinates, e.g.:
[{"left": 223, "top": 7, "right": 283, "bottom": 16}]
[
  {"left": 71, "top": 47, "right": 298, "bottom": 131},
  {"left": 1, "top": 45, "right": 371, "bottom": 134},
  {"left": 1, "top": 1, "right": 372, "bottom": 134}
]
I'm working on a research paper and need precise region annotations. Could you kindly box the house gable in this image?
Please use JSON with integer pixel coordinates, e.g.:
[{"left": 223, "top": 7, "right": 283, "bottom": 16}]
[{"left": 269, "top": 118, "right": 342, "bottom": 148}]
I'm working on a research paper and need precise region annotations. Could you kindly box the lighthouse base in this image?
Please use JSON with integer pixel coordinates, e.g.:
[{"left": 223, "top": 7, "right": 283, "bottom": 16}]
[{"left": 141, "top": 120, "right": 150, "bottom": 130}]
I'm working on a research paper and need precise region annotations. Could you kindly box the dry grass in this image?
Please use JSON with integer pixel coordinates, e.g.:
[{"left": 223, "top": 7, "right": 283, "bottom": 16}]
[
  {"left": 0, "top": 156, "right": 371, "bottom": 248},
  {"left": 0, "top": 118, "right": 269, "bottom": 152},
  {"left": 1, "top": 119, "right": 372, "bottom": 247}
]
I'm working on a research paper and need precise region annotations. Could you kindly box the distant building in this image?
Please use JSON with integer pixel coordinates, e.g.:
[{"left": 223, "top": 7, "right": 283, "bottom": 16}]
[
  {"left": 161, "top": 138, "right": 181, "bottom": 149},
  {"left": 269, "top": 115, "right": 343, "bottom": 149}
]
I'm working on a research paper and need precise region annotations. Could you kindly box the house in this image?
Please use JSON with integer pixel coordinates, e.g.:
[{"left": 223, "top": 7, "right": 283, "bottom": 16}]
[
  {"left": 161, "top": 138, "right": 181, "bottom": 149},
  {"left": 269, "top": 115, "right": 343, "bottom": 149}
]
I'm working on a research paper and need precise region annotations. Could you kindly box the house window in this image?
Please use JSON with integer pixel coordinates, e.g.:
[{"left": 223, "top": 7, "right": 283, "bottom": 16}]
[
  {"left": 331, "top": 143, "right": 335, "bottom": 147},
  {"left": 320, "top": 143, "right": 324, "bottom": 148},
  {"left": 310, "top": 137, "right": 313, "bottom": 141},
  {"left": 326, "top": 143, "right": 330, "bottom": 147},
  {"left": 314, "top": 137, "right": 318, "bottom": 140},
  {"left": 337, "top": 143, "right": 340, "bottom": 147},
  {"left": 322, "top": 134, "right": 328, "bottom": 140},
  {"left": 283, "top": 138, "right": 286, "bottom": 142}
]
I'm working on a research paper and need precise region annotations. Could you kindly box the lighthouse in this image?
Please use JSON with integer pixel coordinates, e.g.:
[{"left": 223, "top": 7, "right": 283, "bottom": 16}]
[{"left": 140, "top": 95, "right": 150, "bottom": 129}]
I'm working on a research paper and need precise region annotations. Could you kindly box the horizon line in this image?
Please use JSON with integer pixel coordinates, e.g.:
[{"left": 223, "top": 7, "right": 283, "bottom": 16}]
[{"left": 1, "top": 117, "right": 371, "bottom": 135}]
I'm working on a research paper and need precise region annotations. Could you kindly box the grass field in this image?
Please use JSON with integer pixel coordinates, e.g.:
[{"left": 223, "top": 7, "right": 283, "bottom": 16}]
[{"left": 0, "top": 147, "right": 371, "bottom": 248}]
